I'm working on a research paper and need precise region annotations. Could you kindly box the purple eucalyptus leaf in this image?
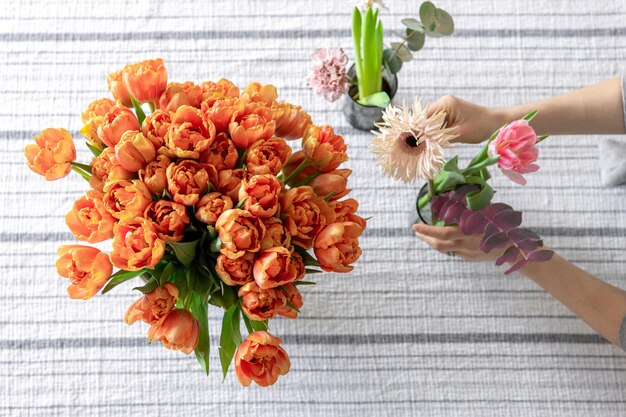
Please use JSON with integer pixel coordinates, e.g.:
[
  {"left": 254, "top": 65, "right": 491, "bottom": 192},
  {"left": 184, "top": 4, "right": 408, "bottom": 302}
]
[
  {"left": 508, "top": 228, "right": 540, "bottom": 242},
  {"left": 438, "top": 199, "right": 457, "bottom": 220},
  {"left": 484, "top": 203, "right": 513, "bottom": 218},
  {"left": 495, "top": 246, "right": 520, "bottom": 266},
  {"left": 453, "top": 185, "right": 479, "bottom": 200},
  {"left": 483, "top": 223, "right": 500, "bottom": 239},
  {"left": 492, "top": 210, "right": 523, "bottom": 231},
  {"left": 460, "top": 211, "right": 487, "bottom": 235},
  {"left": 515, "top": 236, "right": 543, "bottom": 251},
  {"left": 431, "top": 195, "right": 448, "bottom": 218},
  {"left": 505, "top": 258, "right": 527, "bottom": 275},
  {"left": 527, "top": 249, "right": 554, "bottom": 263},
  {"left": 442, "top": 201, "right": 466, "bottom": 224},
  {"left": 480, "top": 231, "right": 509, "bottom": 253}
]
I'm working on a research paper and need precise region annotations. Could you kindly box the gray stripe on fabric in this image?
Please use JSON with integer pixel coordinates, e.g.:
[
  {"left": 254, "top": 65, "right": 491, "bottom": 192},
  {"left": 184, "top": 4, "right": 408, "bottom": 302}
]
[
  {"left": 620, "top": 315, "right": 626, "bottom": 350},
  {"left": 0, "top": 333, "right": 607, "bottom": 350},
  {"left": 3, "top": 28, "right": 626, "bottom": 42}
]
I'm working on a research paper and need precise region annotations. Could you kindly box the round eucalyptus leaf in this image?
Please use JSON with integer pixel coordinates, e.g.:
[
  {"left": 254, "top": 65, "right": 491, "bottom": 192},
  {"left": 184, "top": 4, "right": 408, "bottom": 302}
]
[
  {"left": 391, "top": 42, "right": 413, "bottom": 62},
  {"left": 401, "top": 17, "right": 423, "bottom": 32},
  {"left": 383, "top": 48, "right": 403, "bottom": 74},
  {"left": 419, "top": 1, "right": 436, "bottom": 25},
  {"left": 406, "top": 28, "right": 425, "bottom": 51},
  {"left": 434, "top": 9, "right": 454, "bottom": 36}
]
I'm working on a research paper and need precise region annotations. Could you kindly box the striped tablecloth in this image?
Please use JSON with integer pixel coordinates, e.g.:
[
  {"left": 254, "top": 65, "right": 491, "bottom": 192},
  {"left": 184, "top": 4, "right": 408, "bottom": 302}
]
[{"left": 2, "top": 0, "right": 626, "bottom": 415}]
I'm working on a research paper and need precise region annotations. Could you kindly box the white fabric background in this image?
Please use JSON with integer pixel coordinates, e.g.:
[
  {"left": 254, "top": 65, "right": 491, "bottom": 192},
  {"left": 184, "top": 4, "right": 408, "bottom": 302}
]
[{"left": 1, "top": 0, "right": 626, "bottom": 416}]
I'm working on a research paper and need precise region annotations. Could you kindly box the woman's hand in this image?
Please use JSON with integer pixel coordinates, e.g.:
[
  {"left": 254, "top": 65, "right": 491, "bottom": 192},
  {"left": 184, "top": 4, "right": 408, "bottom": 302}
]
[
  {"left": 412, "top": 223, "right": 505, "bottom": 262},
  {"left": 427, "top": 95, "right": 507, "bottom": 144}
]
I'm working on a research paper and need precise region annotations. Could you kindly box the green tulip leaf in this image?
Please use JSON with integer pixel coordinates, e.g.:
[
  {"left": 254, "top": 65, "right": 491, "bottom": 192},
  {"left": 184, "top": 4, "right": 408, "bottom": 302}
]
[
  {"left": 190, "top": 293, "right": 210, "bottom": 375},
  {"left": 167, "top": 239, "right": 199, "bottom": 267}
]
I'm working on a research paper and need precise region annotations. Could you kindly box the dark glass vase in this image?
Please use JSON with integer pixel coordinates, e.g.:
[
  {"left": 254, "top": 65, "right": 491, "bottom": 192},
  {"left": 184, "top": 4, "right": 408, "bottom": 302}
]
[
  {"left": 342, "top": 64, "right": 398, "bottom": 131},
  {"left": 416, "top": 183, "right": 432, "bottom": 225}
]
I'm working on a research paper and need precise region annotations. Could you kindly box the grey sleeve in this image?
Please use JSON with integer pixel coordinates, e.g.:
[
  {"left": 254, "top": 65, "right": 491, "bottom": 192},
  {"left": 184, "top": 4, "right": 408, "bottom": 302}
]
[
  {"left": 620, "top": 315, "right": 626, "bottom": 350},
  {"left": 598, "top": 77, "right": 626, "bottom": 186}
]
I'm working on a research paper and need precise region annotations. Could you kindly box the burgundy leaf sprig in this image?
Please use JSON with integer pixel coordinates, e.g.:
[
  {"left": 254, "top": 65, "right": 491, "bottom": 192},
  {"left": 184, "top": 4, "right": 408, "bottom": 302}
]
[{"left": 431, "top": 185, "right": 554, "bottom": 274}]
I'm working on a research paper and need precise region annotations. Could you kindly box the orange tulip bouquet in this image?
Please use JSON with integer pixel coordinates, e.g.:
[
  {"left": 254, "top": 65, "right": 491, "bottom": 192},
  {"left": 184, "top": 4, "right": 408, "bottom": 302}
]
[{"left": 24, "top": 59, "right": 366, "bottom": 387}]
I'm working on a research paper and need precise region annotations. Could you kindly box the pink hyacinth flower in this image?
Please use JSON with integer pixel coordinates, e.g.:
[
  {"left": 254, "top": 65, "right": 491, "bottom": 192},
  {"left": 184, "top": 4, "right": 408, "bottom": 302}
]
[
  {"left": 488, "top": 120, "right": 539, "bottom": 186},
  {"left": 306, "top": 48, "right": 349, "bottom": 102}
]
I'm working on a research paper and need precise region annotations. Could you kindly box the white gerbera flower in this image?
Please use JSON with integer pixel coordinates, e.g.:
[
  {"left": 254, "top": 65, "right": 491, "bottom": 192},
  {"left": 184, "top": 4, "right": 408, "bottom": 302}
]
[{"left": 371, "top": 100, "right": 456, "bottom": 183}]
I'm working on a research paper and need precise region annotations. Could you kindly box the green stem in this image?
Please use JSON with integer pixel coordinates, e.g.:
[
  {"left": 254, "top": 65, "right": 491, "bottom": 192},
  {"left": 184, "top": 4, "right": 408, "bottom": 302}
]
[
  {"left": 292, "top": 171, "right": 320, "bottom": 187},
  {"left": 418, "top": 192, "right": 431, "bottom": 210},
  {"left": 70, "top": 161, "right": 92, "bottom": 173},
  {"left": 427, "top": 179, "right": 437, "bottom": 223},
  {"left": 149, "top": 102, "right": 156, "bottom": 113},
  {"left": 282, "top": 159, "right": 310, "bottom": 185},
  {"left": 235, "top": 148, "right": 249, "bottom": 169},
  {"left": 71, "top": 165, "right": 91, "bottom": 181}
]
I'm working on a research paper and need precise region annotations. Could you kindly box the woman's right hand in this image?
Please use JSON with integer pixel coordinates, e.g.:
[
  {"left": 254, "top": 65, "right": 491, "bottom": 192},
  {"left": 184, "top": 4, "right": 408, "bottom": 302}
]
[{"left": 427, "top": 95, "right": 508, "bottom": 144}]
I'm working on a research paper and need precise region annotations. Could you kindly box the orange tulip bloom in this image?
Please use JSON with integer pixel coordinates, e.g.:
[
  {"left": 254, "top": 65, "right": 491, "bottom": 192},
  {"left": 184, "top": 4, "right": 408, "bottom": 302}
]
[
  {"left": 253, "top": 247, "right": 304, "bottom": 289},
  {"left": 115, "top": 130, "right": 156, "bottom": 172},
  {"left": 260, "top": 217, "right": 291, "bottom": 250},
  {"left": 279, "top": 186, "right": 335, "bottom": 249},
  {"left": 24, "top": 128, "right": 76, "bottom": 181},
  {"left": 65, "top": 190, "right": 116, "bottom": 243},
  {"left": 88, "top": 147, "right": 133, "bottom": 192},
  {"left": 102, "top": 179, "right": 152, "bottom": 220},
  {"left": 301, "top": 125, "right": 348, "bottom": 172},
  {"left": 329, "top": 198, "right": 367, "bottom": 231},
  {"left": 215, "top": 209, "right": 266, "bottom": 259},
  {"left": 139, "top": 154, "right": 170, "bottom": 195},
  {"left": 158, "top": 81, "right": 203, "bottom": 112},
  {"left": 199, "top": 78, "right": 240, "bottom": 108},
  {"left": 56, "top": 245, "right": 112, "bottom": 300},
  {"left": 240, "top": 82, "right": 278, "bottom": 105},
  {"left": 195, "top": 192, "right": 233, "bottom": 225},
  {"left": 210, "top": 168, "right": 246, "bottom": 203},
  {"left": 198, "top": 132, "right": 238, "bottom": 171},
  {"left": 277, "top": 283, "right": 303, "bottom": 319},
  {"left": 238, "top": 174, "right": 281, "bottom": 218},
  {"left": 142, "top": 109, "right": 171, "bottom": 149},
  {"left": 144, "top": 199, "right": 190, "bottom": 242},
  {"left": 107, "top": 70, "right": 132, "bottom": 106},
  {"left": 309, "top": 169, "right": 351, "bottom": 201},
  {"left": 124, "top": 283, "right": 179, "bottom": 325},
  {"left": 166, "top": 160, "right": 210, "bottom": 206},
  {"left": 97, "top": 105, "right": 140, "bottom": 148},
  {"left": 245, "top": 136, "right": 292, "bottom": 176},
  {"left": 313, "top": 221, "right": 363, "bottom": 273},
  {"left": 234, "top": 331, "right": 290, "bottom": 387},
  {"left": 229, "top": 112, "right": 276, "bottom": 149},
  {"left": 81, "top": 98, "right": 116, "bottom": 124},
  {"left": 215, "top": 253, "right": 255, "bottom": 286},
  {"left": 202, "top": 97, "right": 245, "bottom": 133},
  {"left": 110, "top": 218, "right": 165, "bottom": 271},
  {"left": 121, "top": 58, "right": 168, "bottom": 104},
  {"left": 148, "top": 309, "right": 199, "bottom": 354},
  {"left": 165, "top": 105, "right": 216, "bottom": 159},
  {"left": 271, "top": 101, "right": 312, "bottom": 140},
  {"left": 238, "top": 282, "right": 286, "bottom": 321}
]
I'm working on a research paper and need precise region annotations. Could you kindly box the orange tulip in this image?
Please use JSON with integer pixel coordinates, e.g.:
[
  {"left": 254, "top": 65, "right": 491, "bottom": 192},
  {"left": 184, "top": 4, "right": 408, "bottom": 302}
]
[
  {"left": 309, "top": 169, "right": 351, "bottom": 201},
  {"left": 115, "top": 130, "right": 156, "bottom": 172},
  {"left": 238, "top": 282, "right": 286, "bottom": 321},
  {"left": 329, "top": 198, "right": 367, "bottom": 231},
  {"left": 215, "top": 209, "right": 266, "bottom": 259},
  {"left": 215, "top": 253, "right": 255, "bottom": 286},
  {"left": 260, "top": 217, "right": 291, "bottom": 250},
  {"left": 240, "top": 82, "right": 278, "bottom": 105},
  {"left": 301, "top": 125, "right": 348, "bottom": 172},
  {"left": 277, "top": 283, "right": 303, "bottom": 319},
  {"left": 148, "top": 308, "right": 199, "bottom": 354},
  {"left": 199, "top": 78, "right": 240, "bottom": 108},
  {"left": 65, "top": 190, "right": 116, "bottom": 243},
  {"left": 56, "top": 245, "right": 112, "bottom": 300},
  {"left": 279, "top": 186, "right": 335, "bottom": 249},
  {"left": 124, "top": 283, "right": 179, "bottom": 325},
  {"left": 245, "top": 136, "right": 292, "bottom": 176},
  {"left": 80, "top": 98, "right": 116, "bottom": 148},
  {"left": 202, "top": 97, "right": 244, "bottom": 133},
  {"left": 24, "top": 128, "right": 76, "bottom": 181},
  {"left": 238, "top": 174, "right": 281, "bottom": 219},
  {"left": 102, "top": 179, "right": 152, "bottom": 220},
  {"left": 210, "top": 168, "right": 246, "bottom": 203},
  {"left": 88, "top": 147, "right": 133, "bottom": 192},
  {"left": 195, "top": 192, "right": 233, "bottom": 225},
  {"left": 166, "top": 160, "right": 210, "bottom": 206},
  {"left": 107, "top": 70, "right": 132, "bottom": 106},
  {"left": 141, "top": 109, "right": 171, "bottom": 149},
  {"left": 271, "top": 101, "right": 312, "bottom": 140},
  {"left": 234, "top": 331, "right": 290, "bottom": 387},
  {"left": 158, "top": 81, "right": 203, "bottom": 112},
  {"left": 253, "top": 247, "right": 304, "bottom": 289},
  {"left": 139, "top": 154, "right": 170, "bottom": 195},
  {"left": 144, "top": 199, "right": 190, "bottom": 242},
  {"left": 229, "top": 112, "right": 276, "bottom": 149},
  {"left": 97, "top": 105, "right": 140, "bottom": 148},
  {"left": 110, "top": 218, "right": 165, "bottom": 271},
  {"left": 121, "top": 58, "right": 168, "bottom": 104},
  {"left": 313, "top": 222, "right": 363, "bottom": 273},
  {"left": 198, "top": 132, "right": 238, "bottom": 171},
  {"left": 164, "top": 105, "right": 216, "bottom": 159}
]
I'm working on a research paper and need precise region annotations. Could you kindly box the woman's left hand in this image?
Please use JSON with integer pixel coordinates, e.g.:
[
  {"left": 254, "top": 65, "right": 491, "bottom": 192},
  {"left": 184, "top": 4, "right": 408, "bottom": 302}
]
[{"left": 412, "top": 223, "right": 504, "bottom": 262}]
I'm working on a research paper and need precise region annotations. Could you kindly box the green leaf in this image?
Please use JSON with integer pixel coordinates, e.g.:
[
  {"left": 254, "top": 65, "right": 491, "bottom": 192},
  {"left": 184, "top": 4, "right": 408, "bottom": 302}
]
[
  {"left": 85, "top": 142, "right": 102, "bottom": 157},
  {"left": 167, "top": 239, "right": 199, "bottom": 267},
  {"left": 536, "top": 134, "right": 549, "bottom": 143},
  {"left": 219, "top": 305, "right": 242, "bottom": 379},
  {"left": 419, "top": 1, "right": 436, "bottom": 25},
  {"left": 405, "top": 28, "right": 426, "bottom": 52},
  {"left": 434, "top": 170, "right": 465, "bottom": 193},
  {"left": 189, "top": 263, "right": 213, "bottom": 301},
  {"left": 358, "top": 91, "right": 390, "bottom": 107},
  {"left": 190, "top": 293, "right": 210, "bottom": 375},
  {"left": 442, "top": 155, "right": 460, "bottom": 172},
  {"left": 383, "top": 48, "right": 403, "bottom": 74},
  {"left": 159, "top": 262, "right": 177, "bottom": 288},
  {"left": 401, "top": 18, "right": 424, "bottom": 32},
  {"left": 130, "top": 95, "right": 146, "bottom": 126},
  {"left": 208, "top": 237, "right": 222, "bottom": 253},
  {"left": 421, "top": 2, "right": 454, "bottom": 37},
  {"left": 169, "top": 267, "right": 189, "bottom": 303},
  {"left": 294, "top": 248, "right": 320, "bottom": 267},
  {"left": 522, "top": 109, "right": 538, "bottom": 121},
  {"left": 466, "top": 181, "right": 495, "bottom": 210},
  {"left": 463, "top": 155, "right": 500, "bottom": 176},
  {"left": 304, "top": 268, "right": 323, "bottom": 274},
  {"left": 132, "top": 276, "right": 158, "bottom": 294},
  {"left": 467, "top": 127, "right": 501, "bottom": 168},
  {"left": 208, "top": 283, "right": 237, "bottom": 310},
  {"left": 101, "top": 269, "right": 146, "bottom": 294},
  {"left": 293, "top": 280, "right": 317, "bottom": 286},
  {"left": 390, "top": 42, "right": 412, "bottom": 62}
]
